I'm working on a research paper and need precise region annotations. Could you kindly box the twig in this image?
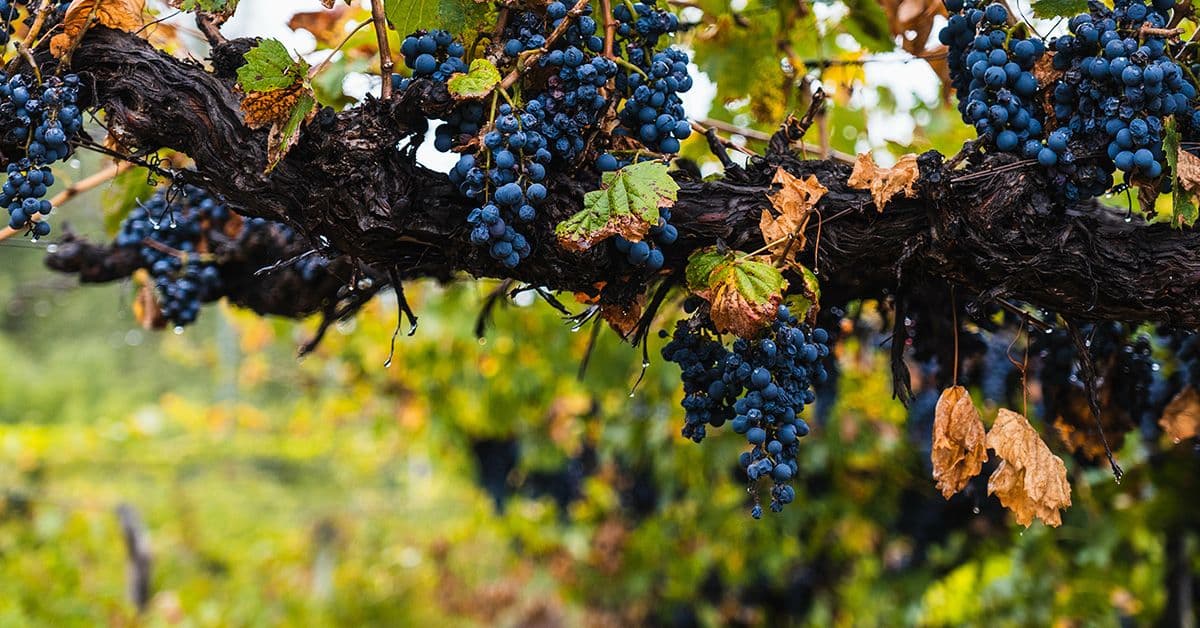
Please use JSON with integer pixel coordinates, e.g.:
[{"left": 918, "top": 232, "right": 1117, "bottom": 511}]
[
  {"left": 308, "top": 19, "right": 374, "bottom": 80},
  {"left": 1141, "top": 25, "right": 1184, "bottom": 39},
  {"left": 498, "top": 0, "right": 591, "bottom": 91},
  {"left": 692, "top": 121, "right": 734, "bottom": 167},
  {"left": 1066, "top": 321, "right": 1124, "bottom": 482},
  {"left": 600, "top": 0, "right": 616, "bottom": 59},
  {"left": 370, "top": 0, "right": 394, "bottom": 99},
  {"left": 195, "top": 12, "right": 227, "bottom": 47},
  {"left": 701, "top": 117, "right": 854, "bottom": 163}
]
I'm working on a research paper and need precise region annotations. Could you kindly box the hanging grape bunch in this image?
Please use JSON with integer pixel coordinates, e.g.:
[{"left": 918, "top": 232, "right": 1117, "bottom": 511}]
[
  {"left": 941, "top": 0, "right": 1197, "bottom": 202},
  {"left": 663, "top": 304, "right": 831, "bottom": 518},
  {"left": 0, "top": 72, "right": 83, "bottom": 238},
  {"left": 393, "top": 1, "right": 692, "bottom": 269}
]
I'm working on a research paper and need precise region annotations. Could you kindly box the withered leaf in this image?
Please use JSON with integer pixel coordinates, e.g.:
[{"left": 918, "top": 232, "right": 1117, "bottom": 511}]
[
  {"left": 759, "top": 168, "right": 825, "bottom": 266},
  {"left": 986, "top": 409, "right": 1072, "bottom": 527},
  {"left": 931, "top": 386, "right": 987, "bottom": 499},
  {"left": 1159, "top": 386, "right": 1200, "bottom": 442},
  {"left": 52, "top": 0, "right": 147, "bottom": 59},
  {"left": 846, "top": 152, "right": 920, "bottom": 211}
]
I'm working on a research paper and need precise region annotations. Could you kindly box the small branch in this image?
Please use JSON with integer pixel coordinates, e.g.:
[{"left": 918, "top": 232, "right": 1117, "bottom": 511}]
[
  {"left": 1066, "top": 321, "right": 1124, "bottom": 482},
  {"left": 116, "top": 503, "right": 152, "bottom": 613},
  {"left": 195, "top": 12, "right": 227, "bottom": 47},
  {"left": 702, "top": 117, "right": 853, "bottom": 163},
  {"left": 1141, "top": 24, "right": 1185, "bottom": 39},
  {"left": 601, "top": 0, "right": 616, "bottom": 59},
  {"left": 498, "top": 0, "right": 591, "bottom": 91},
  {"left": 308, "top": 19, "right": 374, "bottom": 80},
  {"left": 370, "top": 0, "right": 394, "bottom": 99}
]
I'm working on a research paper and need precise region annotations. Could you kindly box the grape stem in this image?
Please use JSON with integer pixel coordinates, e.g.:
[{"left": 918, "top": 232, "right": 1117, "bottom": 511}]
[
  {"left": 1140, "top": 25, "right": 1185, "bottom": 39},
  {"left": 612, "top": 56, "right": 648, "bottom": 78},
  {"left": 600, "top": 0, "right": 617, "bottom": 59},
  {"left": 496, "top": 0, "right": 592, "bottom": 91},
  {"left": 370, "top": 0, "right": 394, "bottom": 99}
]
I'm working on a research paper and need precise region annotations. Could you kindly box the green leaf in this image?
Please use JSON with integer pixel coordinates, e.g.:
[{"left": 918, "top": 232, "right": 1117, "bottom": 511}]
[
  {"left": 266, "top": 93, "right": 316, "bottom": 173},
  {"left": 1030, "top": 0, "right": 1089, "bottom": 19},
  {"left": 174, "top": 0, "right": 238, "bottom": 14},
  {"left": 237, "top": 39, "right": 308, "bottom": 93},
  {"left": 709, "top": 258, "right": 787, "bottom": 308},
  {"left": 438, "top": 0, "right": 493, "bottom": 35},
  {"left": 385, "top": 0, "right": 440, "bottom": 37},
  {"left": 685, "top": 247, "right": 729, "bottom": 294},
  {"left": 789, "top": 264, "right": 821, "bottom": 324},
  {"left": 446, "top": 58, "right": 501, "bottom": 99},
  {"left": 556, "top": 161, "right": 679, "bottom": 252},
  {"left": 1165, "top": 120, "right": 1198, "bottom": 227}
]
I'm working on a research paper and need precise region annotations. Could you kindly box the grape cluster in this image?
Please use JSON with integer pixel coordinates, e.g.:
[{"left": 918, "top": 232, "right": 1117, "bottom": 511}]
[
  {"left": 663, "top": 305, "right": 830, "bottom": 517},
  {"left": 612, "top": 3, "right": 692, "bottom": 154},
  {"left": 454, "top": 103, "right": 543, "bottom": 268},
  {"left": 396, "top": 30, "right": 468, "bottom": 86},
  {"left": 395, "top": 0, "right": 694, "bottom": 267},
  {"left": 1046, "top": 0, "right": 1193, "bottom": 193},
  {"left": 613, "top": 205, "right": 677, "bottom": 271},
  {"left": 0, "top": 72, "right": 82, "bottom": 237},
  {"left": 942, "top": 2, "right": 1046, "bottom": 154},
  {"left": 115, "top": 187, "right": 231, "bottom": 327}
]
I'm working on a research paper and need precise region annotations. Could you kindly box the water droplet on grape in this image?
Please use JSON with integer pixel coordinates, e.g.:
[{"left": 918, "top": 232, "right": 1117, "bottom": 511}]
[
  {"left": 173, "top": 326, "right": 184, "bottom": 335},
  {"left": 972, "top": 506, "right": 980, "bottom": 514},
  {"left": 477, "top": 337, "right": 487, "bottom": 346}
]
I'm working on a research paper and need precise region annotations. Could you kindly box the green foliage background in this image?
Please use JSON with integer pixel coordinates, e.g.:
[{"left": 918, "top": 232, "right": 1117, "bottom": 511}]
[{"left": 0, "top": 0, "right": 1197, "bottom": 624}]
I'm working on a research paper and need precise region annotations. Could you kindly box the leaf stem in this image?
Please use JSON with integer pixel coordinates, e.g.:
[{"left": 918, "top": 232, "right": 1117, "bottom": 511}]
[{"left": 308, "top": 19, "right": 374, "bottom": 81}]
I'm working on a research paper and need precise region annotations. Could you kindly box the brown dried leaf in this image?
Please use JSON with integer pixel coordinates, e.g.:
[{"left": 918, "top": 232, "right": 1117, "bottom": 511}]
[
  {"left": 52, "top": 0, "right": 146, "bottom": 58},
  {"left": 1159, "top": 386, "right": 1200, "bottom": 442},
  {"left": 240, "top": 83, "right": 304, "bottom": 129},
  {"left": 759, "top": 168, "right": 825, "bottom": 266},
  {"left": 1177, "top": 149, "right": 1200, "bottom": 197},
  {"left": 600, "top": 298, "right": 643, "bottom": 339},
  {"left": 931, "top": 386, "right": 987, "bottom": 499},
  {"left": 846, "top": 152, "right": 920, "bottom": 211},
  {"left": 986, "top": 409, "right": 1072, "bottom": 527}
]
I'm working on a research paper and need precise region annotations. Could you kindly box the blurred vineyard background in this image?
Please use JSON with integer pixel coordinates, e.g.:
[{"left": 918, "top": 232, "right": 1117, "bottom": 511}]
[
  {"left": 2, "top": 189, "right": 1195, "bottom": 625},
  {"left": 1, "top": 0, "right": 1199, "bottom": 625}
]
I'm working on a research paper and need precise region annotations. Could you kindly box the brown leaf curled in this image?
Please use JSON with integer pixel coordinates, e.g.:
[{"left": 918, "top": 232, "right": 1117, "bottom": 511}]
[
  {"left": 986, "top": 409, "right": 1072, "bottom": 527},
  {"left": 846, "top": 152, "right": 920, "bottom": 211},
  {"left": 931, "top": 386, "right": 987, "bottom": 499}
]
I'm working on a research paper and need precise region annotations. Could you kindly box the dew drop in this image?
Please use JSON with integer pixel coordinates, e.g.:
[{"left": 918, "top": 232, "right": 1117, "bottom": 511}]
[
  {"left": 173, "top": 326, "right": 184, "bottom": 335},
  {"left": 477, "top": 337, "right": 487, "bottom": 346}
]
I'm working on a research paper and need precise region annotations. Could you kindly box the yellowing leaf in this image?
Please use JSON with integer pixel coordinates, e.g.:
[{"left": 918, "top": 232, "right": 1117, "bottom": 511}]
[
  {"left": 759, "top": 168, "right": 825, "bottom": 267},
  {"left": 556, "top": 161, "right": 679, "bottom": 252},
  {"left": 686, "top": 248, "right": 787, "bottom": 338},
  {"left": 931, "top": 386, "right": 987, "bottom": 499},
  {"left": 446, "top": 58, "right": 501, "bottom": 99},
  {"left": 1159, "top": 386, "right": 1200, "bottom": 442},
  {"left": 846, "top": 152, "right": 920, "bottom": 212},
  {"left": 131, "top": 269, "right": 165, "bottom": 330},
  {"left": 986, "top": 409, "right": 1072, "bottom": 527},
  {"left": 52, "top": 0, "right": 147, "bottom": 59}
]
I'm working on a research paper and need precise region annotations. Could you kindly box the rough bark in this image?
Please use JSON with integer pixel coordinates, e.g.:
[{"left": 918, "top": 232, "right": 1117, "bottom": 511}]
[{"left": 40, "top": 27, "right": 1200, "bottom": 330}]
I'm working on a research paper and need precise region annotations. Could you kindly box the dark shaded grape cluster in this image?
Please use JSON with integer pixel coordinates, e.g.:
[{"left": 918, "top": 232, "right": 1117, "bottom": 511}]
[
  {"left": 395, "top": 0, "right": 693, "bottom": 268},
  {"left": 942, "top": 1, "right": 1046, "bottom": 154},
  {"left": 1046, "top": 0, "right": 1193, "bottom": 194},
  {"left": 663, "top": 305, "right": 830, "bottom": 517},
  {"left": 613, "top": 204, "right": 676, "bottom": 271},
  {"left": 115, "top": 187, "right": 231, "bottom": 327},
  {"left": 1, "top": 72, "right": 82, "bottom": 237}
]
